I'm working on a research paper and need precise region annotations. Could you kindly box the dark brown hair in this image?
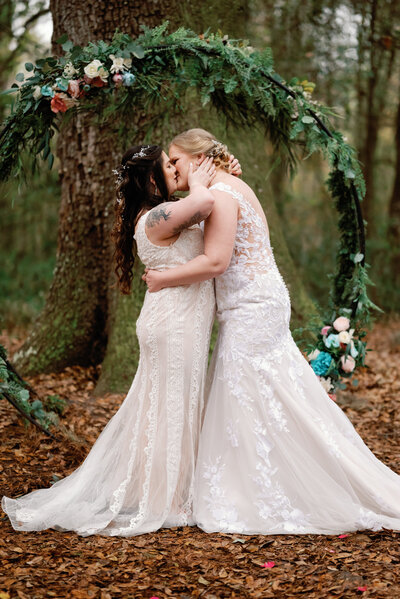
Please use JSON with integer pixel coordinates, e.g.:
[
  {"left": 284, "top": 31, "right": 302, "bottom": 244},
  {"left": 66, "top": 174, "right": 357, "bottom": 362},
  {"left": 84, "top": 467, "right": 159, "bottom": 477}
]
[{"left": 111, "top": 145, "right": 170, "bottom": 294}]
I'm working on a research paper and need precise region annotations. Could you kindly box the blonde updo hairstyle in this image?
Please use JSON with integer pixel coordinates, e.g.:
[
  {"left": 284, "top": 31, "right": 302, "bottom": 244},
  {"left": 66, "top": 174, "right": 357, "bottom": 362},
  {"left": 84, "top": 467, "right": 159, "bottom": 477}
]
[{"left": 170, "top": 128, "right": 231, "bottom": 171}]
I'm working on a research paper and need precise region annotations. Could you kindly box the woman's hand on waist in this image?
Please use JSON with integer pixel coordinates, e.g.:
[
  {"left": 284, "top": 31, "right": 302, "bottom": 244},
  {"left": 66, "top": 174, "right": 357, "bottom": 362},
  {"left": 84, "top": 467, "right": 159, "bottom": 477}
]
[{"left": 143, "top": 268, "right": 165, "bottom": 292}]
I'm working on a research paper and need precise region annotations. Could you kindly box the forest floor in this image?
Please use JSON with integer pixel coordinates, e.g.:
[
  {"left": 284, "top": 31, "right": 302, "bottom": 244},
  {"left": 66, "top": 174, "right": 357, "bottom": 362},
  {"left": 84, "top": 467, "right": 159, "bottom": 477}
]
[{"left": 1, "top": 319, "right": 400, "bottom": 599}]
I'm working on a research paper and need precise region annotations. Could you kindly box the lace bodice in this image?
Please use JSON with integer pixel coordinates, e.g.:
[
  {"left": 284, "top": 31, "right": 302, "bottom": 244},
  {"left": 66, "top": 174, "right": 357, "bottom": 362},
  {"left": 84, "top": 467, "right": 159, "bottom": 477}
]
[
  {"left": 209, "top": 182, "right": 290, "bottom": 315},
  {"left": 134, "top": 212, "right": 204, "bottom": 270},
  {"left": 210, "top": 182, "right": 274, "bottom": 274}
]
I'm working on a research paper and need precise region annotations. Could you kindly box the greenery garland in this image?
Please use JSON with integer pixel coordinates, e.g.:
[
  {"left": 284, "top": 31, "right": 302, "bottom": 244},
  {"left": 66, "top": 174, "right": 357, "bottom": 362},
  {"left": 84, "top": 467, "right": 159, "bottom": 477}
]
[
  {"left": 0, "top": 343, "right": 65, "bottom": 434},
  {"left": 0, "top": 22, "right": 382, "bottom": 401}
]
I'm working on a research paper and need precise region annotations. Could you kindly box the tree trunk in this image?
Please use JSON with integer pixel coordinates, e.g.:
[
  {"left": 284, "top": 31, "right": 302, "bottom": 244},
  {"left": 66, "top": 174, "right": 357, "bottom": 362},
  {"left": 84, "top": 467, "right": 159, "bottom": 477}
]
[
  {"left": 15, "top": 0, "right": 320, "bottom": 393},
  {"left": 355, "top": 0, "right": 397, "bottom": 237},
  {"left": 388, "top": 91, "right": 400, "bottom": 286},
  {"left": 14, "top": 0, "right": 185, "bottom": 375}
]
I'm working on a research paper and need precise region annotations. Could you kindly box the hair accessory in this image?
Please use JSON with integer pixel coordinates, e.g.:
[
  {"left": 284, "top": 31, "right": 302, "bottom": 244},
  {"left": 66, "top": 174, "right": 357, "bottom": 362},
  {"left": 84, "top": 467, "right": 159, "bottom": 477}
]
[
  {"left": 113, "top": 145, "right": 153, "bottom": 198},
  {"left": 131, "top": 145, "right": 151, "bottom": 159},
  {"left": 209, "top": 139, "right": 225, "bottom": 157},
  {"left": 112, "top": 167, "right": 124, "bottom": 189}
]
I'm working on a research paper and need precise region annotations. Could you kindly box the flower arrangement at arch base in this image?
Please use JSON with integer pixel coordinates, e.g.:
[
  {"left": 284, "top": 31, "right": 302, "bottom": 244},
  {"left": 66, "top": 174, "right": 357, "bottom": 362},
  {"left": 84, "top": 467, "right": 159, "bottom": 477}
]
[{"left": 303, "top": 312, "right": 368, "bottom": 400}]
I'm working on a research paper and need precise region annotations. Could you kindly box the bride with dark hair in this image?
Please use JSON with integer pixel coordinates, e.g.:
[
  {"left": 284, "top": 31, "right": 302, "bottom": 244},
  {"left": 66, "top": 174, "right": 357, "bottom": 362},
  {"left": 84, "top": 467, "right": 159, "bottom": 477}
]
[{"left": 2, "top": 145, "right": 218, "bottom": 536}]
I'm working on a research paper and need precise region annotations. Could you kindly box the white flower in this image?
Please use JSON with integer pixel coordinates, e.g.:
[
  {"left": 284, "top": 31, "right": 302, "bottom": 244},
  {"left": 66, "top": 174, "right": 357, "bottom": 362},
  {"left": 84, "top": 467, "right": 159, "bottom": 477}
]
[
  {"left": 318, "top": 376, "right": 333, "bottom": 393},
  {"left": 338, "top": 331, "right": 351, "bottom": 344},
  {"left": 109, "top": 54, "right": 132, "bottom": 74},
  {"left": 63, "top": 61, "right": 78, "bottom": 78},
  {"left": 307, "top": 349, "right": 320, "bottom": 361},
  {"left": 84, "top": 59, "right": 109, "bottom": 82},
  {"left": 32, "top": 85, "right": 41, "bottom": 100}
]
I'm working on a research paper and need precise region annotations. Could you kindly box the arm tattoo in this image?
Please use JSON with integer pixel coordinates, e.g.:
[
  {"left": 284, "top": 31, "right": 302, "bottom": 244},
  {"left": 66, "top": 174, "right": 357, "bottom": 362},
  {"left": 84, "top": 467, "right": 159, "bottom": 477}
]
[
  {"left": 171, "top": 211, "right": 205, "bottom": 236},
  {"left": 146, "top": 204, "right": 172, "bottom": 228}
]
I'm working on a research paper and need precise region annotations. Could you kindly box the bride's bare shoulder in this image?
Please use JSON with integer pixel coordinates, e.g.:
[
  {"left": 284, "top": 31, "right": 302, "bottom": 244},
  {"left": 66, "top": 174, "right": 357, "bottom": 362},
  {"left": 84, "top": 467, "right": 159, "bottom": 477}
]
[{"left": 222, "top": 173, "right": 258, "bottom": 200}]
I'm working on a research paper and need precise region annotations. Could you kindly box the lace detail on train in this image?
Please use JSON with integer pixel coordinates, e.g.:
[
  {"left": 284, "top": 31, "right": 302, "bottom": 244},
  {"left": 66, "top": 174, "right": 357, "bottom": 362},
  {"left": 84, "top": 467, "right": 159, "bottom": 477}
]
[
  {"left": 2, "top": 213, "right": 215, "bottom": 537},
  {"left": 194, "top": 182, "right": 400, "bottom": 535}
]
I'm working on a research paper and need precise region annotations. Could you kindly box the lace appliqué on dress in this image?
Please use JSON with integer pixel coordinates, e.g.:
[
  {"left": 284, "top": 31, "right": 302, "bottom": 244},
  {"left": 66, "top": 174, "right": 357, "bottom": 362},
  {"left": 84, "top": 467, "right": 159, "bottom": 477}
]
[
  {"left": 253, "top": 420, "right": 310, "bottom": 532},
  {"left": 202, "top": 457, "right": 246, "bottom": 532}
]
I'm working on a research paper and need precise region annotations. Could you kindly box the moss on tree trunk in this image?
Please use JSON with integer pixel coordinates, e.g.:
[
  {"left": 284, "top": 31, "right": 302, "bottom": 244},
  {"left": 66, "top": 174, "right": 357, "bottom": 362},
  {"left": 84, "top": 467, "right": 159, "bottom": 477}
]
[{"left": 14, "top": 0, "right": 186, "bottom": 375}]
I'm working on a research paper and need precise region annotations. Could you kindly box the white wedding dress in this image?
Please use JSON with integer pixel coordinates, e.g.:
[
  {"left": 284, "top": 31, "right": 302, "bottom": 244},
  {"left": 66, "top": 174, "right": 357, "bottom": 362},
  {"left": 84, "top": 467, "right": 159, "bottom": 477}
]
[
  {"left": 193, "top": 182, "right": 400, "bottom": 535},
  {"left": 2, "top": 214, "right": 215, "bottom": 536}
]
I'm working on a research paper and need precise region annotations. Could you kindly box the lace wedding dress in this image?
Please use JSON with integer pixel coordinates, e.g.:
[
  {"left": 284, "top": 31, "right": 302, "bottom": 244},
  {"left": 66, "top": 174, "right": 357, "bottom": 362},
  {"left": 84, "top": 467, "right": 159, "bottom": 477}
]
[
  {"left": 193, "top": 182, "right": 400, "bottom": 535},
  {"left": 2, "top": 215, "right": 215, "bottom": 536}
]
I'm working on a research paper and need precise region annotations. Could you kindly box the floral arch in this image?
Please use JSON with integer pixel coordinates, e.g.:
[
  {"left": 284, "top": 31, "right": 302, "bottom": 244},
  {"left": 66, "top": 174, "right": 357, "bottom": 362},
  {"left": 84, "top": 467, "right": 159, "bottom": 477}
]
[{"left": 0, "top": 23, "right": 380, "bottom": 412}]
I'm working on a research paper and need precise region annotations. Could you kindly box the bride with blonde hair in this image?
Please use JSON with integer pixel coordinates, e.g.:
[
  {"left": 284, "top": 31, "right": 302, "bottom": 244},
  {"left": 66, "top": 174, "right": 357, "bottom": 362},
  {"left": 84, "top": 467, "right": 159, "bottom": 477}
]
[{"left": 144, "top": 128, "right": 400, "bottom": 535}]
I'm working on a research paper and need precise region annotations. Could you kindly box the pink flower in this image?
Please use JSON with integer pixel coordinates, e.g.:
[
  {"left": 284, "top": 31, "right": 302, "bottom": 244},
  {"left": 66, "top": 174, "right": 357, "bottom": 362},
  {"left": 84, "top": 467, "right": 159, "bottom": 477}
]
[
  {"left": 113, "top": 73, "right": 124, "bottom": 87},
  {"left": 328, "top": 393, "right": 337, "bottom": 402},
  {"left": 340, "top": 355, "right": 355, "bottom": 373},
  {"left": 357, "top": 586, "right": 367, "bottom": 592},
  {"left": 321, "top": 325, "right": 331, "bottom": 336},
  {"left": 50, "top": 92, "right": 69, "bottom": 113},
  {"left": 262, "top": 561, "right": 275, "bottom": 568},
  {"left": 338, "top": 534, "right": 349, "bottom": 538},
  {"left": 68, "top": 79, "right": 82, "bottom": 98},
  {"left": 333, "top": 316, "right": 350, "bottom": 332}
]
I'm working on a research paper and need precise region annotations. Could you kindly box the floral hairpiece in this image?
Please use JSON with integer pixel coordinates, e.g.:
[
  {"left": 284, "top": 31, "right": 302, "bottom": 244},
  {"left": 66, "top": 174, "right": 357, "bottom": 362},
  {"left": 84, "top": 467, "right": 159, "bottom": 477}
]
[
  {"left": 112, "top": 145, "right": 152, "bottom": 192},
  {"left": 209, "top": 139, "right": 225, "bottom": 156},
  {"left": 112, "top": 167, "right": 124, "bottom": 188},
  {"left": 132, "top": 145, "right": 151, "bottom": 159}
]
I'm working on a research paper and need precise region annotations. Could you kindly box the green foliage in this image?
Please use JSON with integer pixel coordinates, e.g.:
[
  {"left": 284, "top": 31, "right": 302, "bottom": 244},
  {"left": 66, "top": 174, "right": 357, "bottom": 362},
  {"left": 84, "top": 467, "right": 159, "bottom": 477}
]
[
  {"left": 0, "top": 343, "right": 66, "bottom": 430},
  {"left": 0, "top": 158, "right": 59, "bottom": 327},
  {"left": 0, "top": 23, "right": 378, "bottom": 386}
]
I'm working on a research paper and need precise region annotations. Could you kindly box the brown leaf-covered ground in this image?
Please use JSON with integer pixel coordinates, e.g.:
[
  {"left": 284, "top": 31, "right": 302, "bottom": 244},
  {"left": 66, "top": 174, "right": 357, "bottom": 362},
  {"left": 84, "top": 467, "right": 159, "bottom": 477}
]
[{"left": 1, "top": 319, "right": 400, "bottom": 599}]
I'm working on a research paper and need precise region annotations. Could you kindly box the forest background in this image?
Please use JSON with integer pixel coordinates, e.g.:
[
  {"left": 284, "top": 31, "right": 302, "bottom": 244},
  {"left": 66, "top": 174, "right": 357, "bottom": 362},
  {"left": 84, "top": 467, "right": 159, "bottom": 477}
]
[
  {"left": 1, "top": 2, "right": 400, "bottom": 597},
  {"left": 0, "top": 0, "right": 399, "bottom": 392}
]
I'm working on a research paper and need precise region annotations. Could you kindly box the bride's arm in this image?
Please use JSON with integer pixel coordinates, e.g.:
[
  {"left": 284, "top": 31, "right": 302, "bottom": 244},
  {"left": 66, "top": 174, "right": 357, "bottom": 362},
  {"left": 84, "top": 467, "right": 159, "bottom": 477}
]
[
  {"left": 145, "top": 158, "right": 216, "bottom": 244},
  {"left": 144, "top": 191, "right": 238, "bottom": 291}
]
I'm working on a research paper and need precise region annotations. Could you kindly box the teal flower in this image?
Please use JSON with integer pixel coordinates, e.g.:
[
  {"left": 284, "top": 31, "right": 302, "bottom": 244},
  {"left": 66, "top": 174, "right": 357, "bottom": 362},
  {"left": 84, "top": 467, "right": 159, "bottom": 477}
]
[
  {"left": 55, "top": 77, "right": 69, "bottom": 92},
  {"left": 41, "top": 85, "right": 55, "bottom": 98},
  {"left": 323, "top": 333, "right": 340, "bottom": 349},
  {"left": 122, "top": 72, "right": 135, "bottom": 86},
  {"left": 310, "top": 351, "right": 332, "bottom": 376}
]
